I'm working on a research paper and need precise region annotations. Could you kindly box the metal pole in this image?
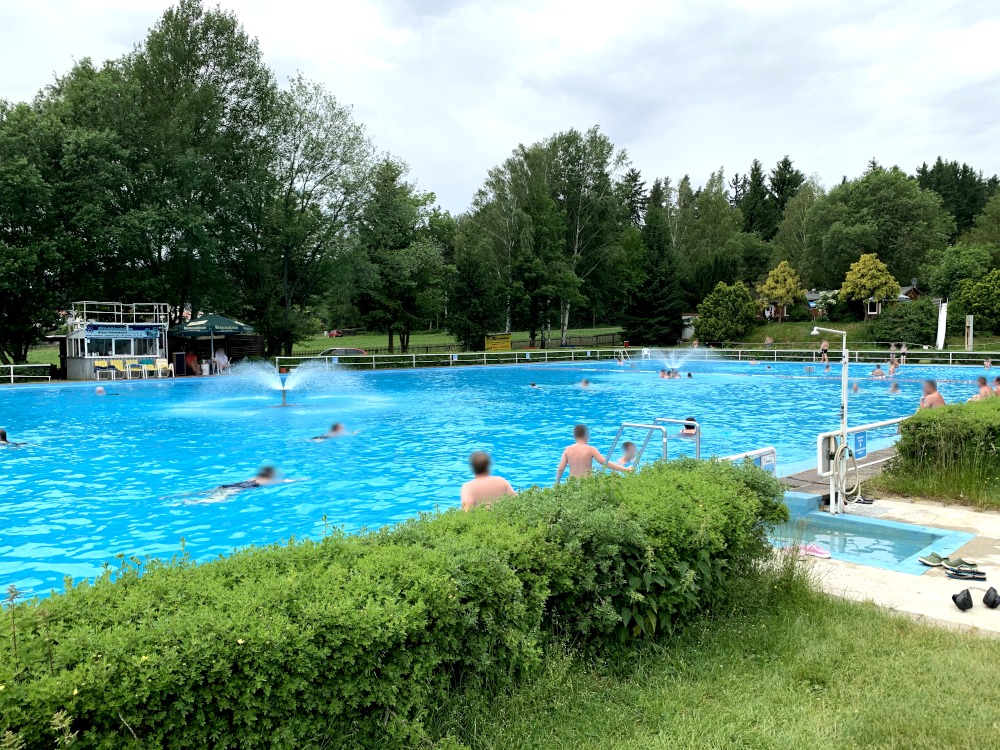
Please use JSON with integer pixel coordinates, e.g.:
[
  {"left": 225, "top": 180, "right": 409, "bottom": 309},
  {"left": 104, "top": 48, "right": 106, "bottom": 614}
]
[{"left": 837, "top": 331, "right": 849, "bottom": 514}]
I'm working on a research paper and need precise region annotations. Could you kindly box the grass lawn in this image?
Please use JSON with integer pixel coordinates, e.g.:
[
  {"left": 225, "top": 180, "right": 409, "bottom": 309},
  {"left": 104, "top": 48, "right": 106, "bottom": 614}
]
[
  {"left": 441, "top": 588, "right": 1000, "bottom": 750},
  {"left": 740, "top": 321, "right": 873, "bottom": 346},
  {"left": 25, "top": 344, "right": 59, "bottom": 367},
  {"left": 292, "top": 327, "right": 623, "bottom": 353}
]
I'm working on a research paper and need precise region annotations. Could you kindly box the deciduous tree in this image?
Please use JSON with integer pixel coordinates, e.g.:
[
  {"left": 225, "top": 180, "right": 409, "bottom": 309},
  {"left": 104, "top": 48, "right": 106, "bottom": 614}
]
[
  {"left": 840, "top": 253, "right": 900, "bottom": 319},
  {"left": 693, "top": 281, "right": 758, "bottom": 343},
  {"left": 756, "top": 261, "right": 806, "bottom": 321}
]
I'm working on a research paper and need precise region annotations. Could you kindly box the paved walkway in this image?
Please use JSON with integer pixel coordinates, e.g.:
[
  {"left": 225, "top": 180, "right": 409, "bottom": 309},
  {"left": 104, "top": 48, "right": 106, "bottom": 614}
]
[
  {"left": 801, "top": 498, "right": 1000, "bottom": 636},
  {"left": 781, "top": 446, "right": 896, "bottom": 498}
]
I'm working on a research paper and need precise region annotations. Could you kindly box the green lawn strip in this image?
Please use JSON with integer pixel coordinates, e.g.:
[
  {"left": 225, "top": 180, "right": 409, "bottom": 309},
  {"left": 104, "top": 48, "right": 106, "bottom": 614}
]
[
  {"left": 292, "top": 327, "right": 623, "bottom": 353},
  {"left": 444, "top": 594, "right": 1000, "bottom": 750}
]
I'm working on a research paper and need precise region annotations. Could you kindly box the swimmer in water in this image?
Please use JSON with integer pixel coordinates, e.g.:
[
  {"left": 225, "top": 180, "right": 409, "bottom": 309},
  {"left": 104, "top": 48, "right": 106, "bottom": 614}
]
[
  {"left": 687, "top": 372, "right": 693, "bottom": 378},
  {"left": 0, "top": 429, "right": 25, "bottom": 447},
  {"left": 184, "top": 466, "right": 298, "bottom": 504},
  {"left": 994, "top": 376, "right": 1000, "bottom": 396},
  {"left": 95, "top": 386, "right": 106, "bottom": 396},
  {"left": 620, "top": 441, "right": 638, "bottom": 469},
  {"left": 970, "top": 376, "right": 993, "bottom": 401},
  {"left": 680, "top": 418, "right": 697, "bottom": 436},
  {"left": 852, "top": 382, "right": 860, "bottom": 394},
  {"left": 580, "top": 379, "right": 590, "bottom": 389},
  {"left": 659, "top": 369, "right": 668, "bottom": 379},
  {"left": 889, "top": 382, "right": 900, "bottom": 394},
  {"left": 530, "top": 382, "right": 538, "bottom": 388},
  {"left": 312, "top": 422, "right": 356, "bottom": 440},
  {"left": 870, "top": 364, "right": 886, "bottom": 379}
]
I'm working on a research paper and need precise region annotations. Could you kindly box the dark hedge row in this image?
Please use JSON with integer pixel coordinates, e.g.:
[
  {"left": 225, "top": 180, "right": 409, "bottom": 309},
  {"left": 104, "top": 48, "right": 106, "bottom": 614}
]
[{"left": 0, "top": 460, "right": 786, "bottom": 749}]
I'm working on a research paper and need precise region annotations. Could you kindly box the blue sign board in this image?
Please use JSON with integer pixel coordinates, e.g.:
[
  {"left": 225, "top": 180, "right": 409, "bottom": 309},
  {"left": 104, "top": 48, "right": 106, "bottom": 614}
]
[{"left": 853, "top": 431, "right": 867, "bottom": 459}]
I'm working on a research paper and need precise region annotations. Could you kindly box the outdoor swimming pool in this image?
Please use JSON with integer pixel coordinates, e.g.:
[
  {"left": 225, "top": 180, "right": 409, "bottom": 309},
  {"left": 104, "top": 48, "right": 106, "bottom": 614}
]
[{"left": 0, "top": 355, "right": 986, "bottom": 594}]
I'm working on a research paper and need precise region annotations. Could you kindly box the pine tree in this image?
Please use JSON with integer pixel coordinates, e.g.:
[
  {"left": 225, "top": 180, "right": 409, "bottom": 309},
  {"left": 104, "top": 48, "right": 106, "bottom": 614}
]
[
  {"left": 737, "top": 159, "right": 775, "bottom": 237},
  {"left": 767, "top": 156, "right": 805, "bottom": 228}
]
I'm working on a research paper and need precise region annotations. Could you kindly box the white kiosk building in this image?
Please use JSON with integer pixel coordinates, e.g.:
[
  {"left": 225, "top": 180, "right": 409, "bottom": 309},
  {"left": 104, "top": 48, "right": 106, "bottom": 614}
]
[{"left": 65, "top": 301, "right": 171, "bottom": 380}]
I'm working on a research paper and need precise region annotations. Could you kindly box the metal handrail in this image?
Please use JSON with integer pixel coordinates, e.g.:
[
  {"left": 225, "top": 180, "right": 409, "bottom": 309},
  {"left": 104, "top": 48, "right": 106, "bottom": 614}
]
[
  {"left": 653, "top": 418, "right": 701, "bottom": 460},
  {"left": 720, "top": 446, "right": 777, "bottom": 473},
  {"left": 816, "top": 417, "right": 906, "bottom": 479}
]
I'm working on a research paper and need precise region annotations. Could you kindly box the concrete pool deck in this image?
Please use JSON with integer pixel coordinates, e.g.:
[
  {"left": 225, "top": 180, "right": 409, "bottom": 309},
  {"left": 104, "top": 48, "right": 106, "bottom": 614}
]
[{"left": 802, "top": 498, "right": 1000, "bottom": 636}]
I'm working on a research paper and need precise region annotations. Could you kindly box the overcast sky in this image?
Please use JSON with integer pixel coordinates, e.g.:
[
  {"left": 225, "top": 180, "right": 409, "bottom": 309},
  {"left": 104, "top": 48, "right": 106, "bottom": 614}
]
[{"left": 3, "top": 0, "right": 1000, "bottom": 212}]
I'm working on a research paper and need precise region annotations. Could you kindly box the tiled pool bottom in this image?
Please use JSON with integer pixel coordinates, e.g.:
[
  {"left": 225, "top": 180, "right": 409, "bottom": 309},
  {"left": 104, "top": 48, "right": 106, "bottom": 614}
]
[{"left": 774, "top": 493, "right": 976, "bottom": 575}]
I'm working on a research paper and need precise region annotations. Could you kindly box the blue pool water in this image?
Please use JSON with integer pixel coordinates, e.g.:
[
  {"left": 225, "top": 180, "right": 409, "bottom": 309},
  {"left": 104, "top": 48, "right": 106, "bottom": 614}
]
[
  {"left": 771, "top": 512, "right": 975, "bottom": 574},
  {"left": 0, "top": 357, "right": 986, "bottom": 594}
]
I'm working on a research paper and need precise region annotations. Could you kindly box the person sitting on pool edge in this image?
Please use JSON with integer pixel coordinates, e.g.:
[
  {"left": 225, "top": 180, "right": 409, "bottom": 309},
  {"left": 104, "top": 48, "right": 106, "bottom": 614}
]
[
  {"left": 460, "top": 451, "right": 517, "bottom": 511},
  {"left": 970, "top": 376, "right": 993, "bottom": 402},
  {"left": 556, "top": 424, "right": 631, "bottom": 483}
]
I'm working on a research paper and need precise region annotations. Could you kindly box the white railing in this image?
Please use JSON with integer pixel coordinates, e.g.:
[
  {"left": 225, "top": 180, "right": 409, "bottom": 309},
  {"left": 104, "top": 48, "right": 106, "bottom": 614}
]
[
  {"left": 706, "top": 347, "right": 1000, "bottom": 366},
  {"left": 275, "top": 348, "right": 626, "bottom": 371},
  {"left": 817, "top": 417, "right": 906, "bottom": 513},
  {"left": 279, "top": 346, "right": 1000, "bottom": 371},
  {"left": 1, "top": 364, "right": 51, "bottom": 384},
  {"left": 720, "top": 446, "right": 777, "bottom": 473}
]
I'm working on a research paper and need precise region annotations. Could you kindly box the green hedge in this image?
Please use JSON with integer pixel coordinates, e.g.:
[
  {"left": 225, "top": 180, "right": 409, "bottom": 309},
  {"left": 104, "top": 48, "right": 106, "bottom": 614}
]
[
  {"left": 881, "top": 398, "right": 1000, "bottom": 505},
  {"left": 1, "top": 460, "right": 786, "bottom": 749}
]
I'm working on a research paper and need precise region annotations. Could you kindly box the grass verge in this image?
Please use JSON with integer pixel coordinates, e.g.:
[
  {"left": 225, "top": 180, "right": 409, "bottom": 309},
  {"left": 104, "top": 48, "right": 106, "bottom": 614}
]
[
  {"left": 438, "top": 575, "right": 1000, "bottom": 750},
  {"left": 739, "top": 321, "right": 872, "bottom": 345},
  {"left": 292, "top": 327, "right": 622, "bottom": 353}
]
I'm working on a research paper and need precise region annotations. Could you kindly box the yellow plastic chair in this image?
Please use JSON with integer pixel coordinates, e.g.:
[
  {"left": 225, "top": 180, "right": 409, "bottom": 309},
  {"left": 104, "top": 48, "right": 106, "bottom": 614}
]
[
  {"left": 125, "top": 359, "right": 144, "bottom": 379},
  {"left": 93, "top": 360, "right": 115, "bottom": 380},
  {"left": 110, "top": 359, "right": 126, "bottom": 379},
  {"left": 154, "top": 358, "right": 172, "bottom": 378},
  {"left": 141, "top": 359, "right": 157, "bottom": 378}
]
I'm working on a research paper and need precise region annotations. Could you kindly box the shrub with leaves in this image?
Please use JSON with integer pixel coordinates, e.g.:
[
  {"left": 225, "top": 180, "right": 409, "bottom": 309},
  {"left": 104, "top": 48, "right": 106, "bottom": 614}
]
[{"left": 0, "top": 461, "right": 785, "bottom": 748}]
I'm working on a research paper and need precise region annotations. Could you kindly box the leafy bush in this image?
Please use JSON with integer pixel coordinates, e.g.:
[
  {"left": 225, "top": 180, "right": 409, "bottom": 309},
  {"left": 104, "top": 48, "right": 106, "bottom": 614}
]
[
  {"left": 0, "top": 462, "right": 785, "bottom": 749},
  {"left": 869, "top": 299, "right": 938, "bottom": 345},
  {"left": 878, "top": 399, "right": 1000, "bottom": 506},
  {"left": 693, "top": 281, "right": 758, "bottom": 343},
  {"left": 784, "top": 303, "right": 813, "bottom": 322}
]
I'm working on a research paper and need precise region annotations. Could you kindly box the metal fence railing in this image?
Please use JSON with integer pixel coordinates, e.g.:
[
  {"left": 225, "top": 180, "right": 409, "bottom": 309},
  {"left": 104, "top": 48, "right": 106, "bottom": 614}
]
[
  {"left": 292, "top": 332, "right": 624, "bottom": 358},
  {"left": 0, "top": 364, "right": 52, "bottom": 384},
  {"left": 275, "top": 348, "right": 627, "bottom": 372},
  {"left": 711, "top": 347, "right": 1000, "bottom": 366}
]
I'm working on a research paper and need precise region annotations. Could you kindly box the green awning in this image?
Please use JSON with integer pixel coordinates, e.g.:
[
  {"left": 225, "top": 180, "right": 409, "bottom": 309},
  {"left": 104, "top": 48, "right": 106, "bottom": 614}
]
[{"left": 170, "top": 313, "right": 255, "bottom": 337}]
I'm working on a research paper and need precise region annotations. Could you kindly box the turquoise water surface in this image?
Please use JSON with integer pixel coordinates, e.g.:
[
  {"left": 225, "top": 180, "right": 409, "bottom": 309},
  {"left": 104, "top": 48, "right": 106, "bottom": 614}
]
[{"left": 0, "top": 357, "right": 984, "bottom": 595}]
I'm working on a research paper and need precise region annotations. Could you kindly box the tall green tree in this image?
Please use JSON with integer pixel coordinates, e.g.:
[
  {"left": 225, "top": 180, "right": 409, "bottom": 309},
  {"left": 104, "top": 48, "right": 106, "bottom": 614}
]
[
  {"left": 756, "top": 261, "right": 806, "bottom": 321},
  {"left": 221, "top": 75, "right": 375, "bottom": 355},
  {"left": 802, "top": 167, "right": 954, "bottom": 288},
  {"left": 621, "top": 196, "right": 685, "bottom": 345},
  {"left": 121, "top": 0, "right": 278, "bottom": 321},
  {"left": 771, "top": 180, "right": 821, "bottom": 268},
  {"left": 923, "top": 244, "right": 992, "bottom": 299},
  {"left": 966, "top": 192, "right": 1000, "bottom": 262},
  {"left": 544, "top": 126, "right": 629, "bottom": 344},
  {"left": 766, "top": 156, "right": 806, "bottom": 228},
  {"left": 354, "top": 160, "right": 447, "bottom": 353},
  {"left": 915, "top": 157, "right": 997, "bottom": 238},
  {"left": 737, "top": 159, "right": 774, "bottom": 237},
  {"left": 840, "top": 253, "right": 900, "bottom": 319}
]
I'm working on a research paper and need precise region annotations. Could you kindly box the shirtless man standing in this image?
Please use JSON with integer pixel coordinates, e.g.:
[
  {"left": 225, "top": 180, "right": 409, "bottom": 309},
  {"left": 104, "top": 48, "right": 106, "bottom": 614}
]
[
  {"left": 556, "top": 424, "right": 631, "bottom": 483},
  {"left": 919, "top": 380, "right": 946, "bottom": 410},
  {"left": 460, "top": 451, "right": 516, "bottom": 510}
]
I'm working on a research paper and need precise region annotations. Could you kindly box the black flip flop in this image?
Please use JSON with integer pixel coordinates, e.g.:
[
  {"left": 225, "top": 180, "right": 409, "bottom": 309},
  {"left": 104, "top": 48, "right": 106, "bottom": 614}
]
[
  {"left": 946, "top": 569, "right": 986, "bottom": 581},
  {"left": 953, "top": 589, "right": 973, "bottom": 611}
]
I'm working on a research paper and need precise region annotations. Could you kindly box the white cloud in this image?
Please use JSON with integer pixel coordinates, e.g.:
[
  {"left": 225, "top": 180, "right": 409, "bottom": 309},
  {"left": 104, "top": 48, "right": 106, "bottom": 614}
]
[{"left": 2, "top": 0, "right": 999, "bottom": 210}]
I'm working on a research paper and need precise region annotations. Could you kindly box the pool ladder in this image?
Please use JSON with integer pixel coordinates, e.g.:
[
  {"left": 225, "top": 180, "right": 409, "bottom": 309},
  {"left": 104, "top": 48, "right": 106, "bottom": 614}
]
[{"left": 603, "top": 418, "right": 701, "bottom": 470}]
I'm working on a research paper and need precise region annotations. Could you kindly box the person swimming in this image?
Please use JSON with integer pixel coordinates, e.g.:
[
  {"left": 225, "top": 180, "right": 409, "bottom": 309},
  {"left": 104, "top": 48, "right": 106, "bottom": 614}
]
[
  {"left": 0, "top": 429, "right": 25, "bottom": 448},
  {"left": 888, "top": 382, "right": 900, "bottom": 394},
  {"left": 580, "top": 379, "right": 590, "bottom": 389},
  {"left": 852, "top": 382, "right": 860, "bottom": 394},
  {"left": 530, "top": 382, "right": 538, "bottom": 388},
  {"left": 680, "top": 418, "right": 697, "bottom": 436},
  {"left": 312, "top": 422, "right": 356, "bottom": 440},
  {"left": 659, "top": 369, "right": 668, "bottom": 379},
  {"left": 181, "top": 466, "right": 298, "bottom": 504}
]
